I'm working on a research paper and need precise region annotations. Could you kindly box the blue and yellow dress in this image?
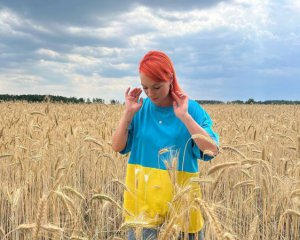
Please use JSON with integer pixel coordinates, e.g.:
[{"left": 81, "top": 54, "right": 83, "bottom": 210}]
[{"left": 120, "top": 98, "right": 219, "bottom": 233}]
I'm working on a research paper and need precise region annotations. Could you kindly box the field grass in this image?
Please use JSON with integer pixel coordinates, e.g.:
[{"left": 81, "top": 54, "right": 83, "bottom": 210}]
[{"left": 0, "top": 102, "right": 299, "bottom": 239}]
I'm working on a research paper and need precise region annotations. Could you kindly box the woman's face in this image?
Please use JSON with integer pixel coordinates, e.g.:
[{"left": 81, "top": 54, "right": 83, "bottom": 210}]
[{"left": 140, "top": 72, "right": 172, "bottom": 107}]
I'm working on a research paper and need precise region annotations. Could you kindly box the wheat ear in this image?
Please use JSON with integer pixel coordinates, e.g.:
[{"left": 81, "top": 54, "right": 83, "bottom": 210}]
[
  {"left": 247, "top": 216, "right": 258, "bottom": 240},
  {"left": 34, "top": 196, "right": 47, "bottom": 240}
]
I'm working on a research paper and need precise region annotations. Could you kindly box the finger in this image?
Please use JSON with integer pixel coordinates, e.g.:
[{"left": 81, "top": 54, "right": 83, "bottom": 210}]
[
  {"left": 172, "top": 93, "right": 181, "bottom": 107},
  {"left": 130, "top": 88, "right": 141, "bottom": 97},
  {"left": 133, "top": 89, "right": 142, "bottom": 99},
  {"left": 176, "top": 90, "right": 185, "bottom": 96},
  {"left": 177, "top": 92, "right": 187, "bottom": 100},
  {"left": 136, "top": 89, "right": 143, "bottom": 97},
  {"left": 129, "top": 91, "right": 137, "bottom": 98},
  {"left": 125, "top": 87, "right": 131, "bottom": 96},
  {"left": 173, "top": 100, "right": 178, "bottom": 108},
  {"left": 176, "top": 90, "right": 185, "bottom": 94},
  {"left": 134, "top": 91, "right": 142, "bottom": 101},
  {"left": 130, "top": 88, "right": 138, "bottom": 95},
  {"left": 171, "top": 91, "right": 180, "bottom": 103},
  {"left": 171, "top": 90, "right": 178, "bottom": 97}
]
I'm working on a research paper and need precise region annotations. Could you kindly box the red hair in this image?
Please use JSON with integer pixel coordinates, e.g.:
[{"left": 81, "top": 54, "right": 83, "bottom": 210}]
[{"left": 139, "top": 50, "right": 183, "bottom": 93}]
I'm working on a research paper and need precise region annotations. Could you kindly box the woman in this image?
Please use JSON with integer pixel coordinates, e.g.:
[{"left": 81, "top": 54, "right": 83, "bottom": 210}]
[{"left": 112, "top": 50, "right": 219, "bottom": 240}]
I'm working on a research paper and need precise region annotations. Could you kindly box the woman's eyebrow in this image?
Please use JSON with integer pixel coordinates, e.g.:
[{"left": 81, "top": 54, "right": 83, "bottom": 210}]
[{"left": 141, "top": 83, "right": 161, "bottom": 87}]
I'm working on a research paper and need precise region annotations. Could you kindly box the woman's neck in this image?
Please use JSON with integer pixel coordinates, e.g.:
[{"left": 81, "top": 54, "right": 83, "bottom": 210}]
[{"left": 154, "top": 94, "right": 173, "bottom": 107}]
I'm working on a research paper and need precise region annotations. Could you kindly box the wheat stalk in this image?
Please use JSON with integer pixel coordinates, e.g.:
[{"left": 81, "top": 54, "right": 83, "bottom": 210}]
[
  {"left": 207, "top": 162, "right": 239, "bottom": 175},
  {"left": 247, "top": 215, "right": 258, "bottom": 240},
  {"left": 61, "top": 186, "right": 85, "bottom": 200},
  {"left": 0, "top": 154, "right": 14, "bottom": 159},
  {"left": 196, "top": 199, "right": 224, "bottom": 240},
  {"left": 33, "top": 196, "right": 47, "bottom": 240},
  {"left": 232, "top": 180, "right": 255, "bottom": 189},
  {"left": 0, "top": 226, "right": 5, "bottom": 237}
]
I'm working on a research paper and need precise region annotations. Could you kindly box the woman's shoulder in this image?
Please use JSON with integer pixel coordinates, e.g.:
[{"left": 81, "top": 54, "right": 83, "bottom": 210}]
[
  {"left": 188, "top": 98, "right": 197, "bottom": 105},
  {"left": 188, "top": 98, "right": 203, "bottom": 110},
  {"left": 188, "top": 98, "right": 207, "bottom": 118},
  {"left": 141, "top": 97, "right": 150, "bottom": 109}
]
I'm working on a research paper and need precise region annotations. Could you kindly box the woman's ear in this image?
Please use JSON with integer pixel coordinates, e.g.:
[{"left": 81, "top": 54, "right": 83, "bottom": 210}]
[
  {"left": 169, "top": 73, "right": 174, "bottom": 92},
  {"left": 170, "top": 82, "right": 173, "bottom": 92},
  {"left": 170, "top": 73, "right": 174, "bottom": 83}
]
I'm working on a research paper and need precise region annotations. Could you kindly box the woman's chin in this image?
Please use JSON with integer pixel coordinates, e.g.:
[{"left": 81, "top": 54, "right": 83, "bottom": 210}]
[{"left": 151, "top": 97, "right": 159, "bottom": 102}]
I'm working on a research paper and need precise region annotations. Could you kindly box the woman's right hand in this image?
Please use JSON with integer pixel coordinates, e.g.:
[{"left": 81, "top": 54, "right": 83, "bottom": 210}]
[{"left": 125, "top": 87, "right": 143, "bottom": 114}]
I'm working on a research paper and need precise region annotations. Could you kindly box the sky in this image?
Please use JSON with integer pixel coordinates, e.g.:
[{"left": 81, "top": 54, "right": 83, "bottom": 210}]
[{"left": 0, "top": 0, "right": 299, "bottom": 102}]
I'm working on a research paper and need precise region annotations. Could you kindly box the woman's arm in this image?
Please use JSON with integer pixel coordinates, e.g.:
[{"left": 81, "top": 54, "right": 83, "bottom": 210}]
[
  {"left": 111, "top": 87, "right": 143, "bottom": 152},
  {"left": 180, "top": 114, "right": 218, "bottom": 155},
  {"left": 112, "top": 110, "right": 135, "bottom": 152},
  {"left": 172, "top": 91, "right": 218, "bottom": 156}
]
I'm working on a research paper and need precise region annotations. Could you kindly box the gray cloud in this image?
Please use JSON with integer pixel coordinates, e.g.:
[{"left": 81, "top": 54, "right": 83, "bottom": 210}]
[
  {"left": 0, "top": 0, "right": 299, "bottom": 101},
  {"left": 0, "top": 0, "right": 228, "bottom": 25}
]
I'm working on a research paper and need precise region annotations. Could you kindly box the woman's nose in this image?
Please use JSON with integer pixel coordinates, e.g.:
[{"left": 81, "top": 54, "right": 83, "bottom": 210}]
[{"left": 147, "top": 89, "right": 155, "bottom": 97}]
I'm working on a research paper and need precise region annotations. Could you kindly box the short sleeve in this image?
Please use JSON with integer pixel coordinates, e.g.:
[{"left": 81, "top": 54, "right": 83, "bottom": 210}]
[
  {"left": 119, "top": 118, "right": 134, "bottom": 155},
  {"left": 190, "top": 102, "right": 219, "bottom": 161}
]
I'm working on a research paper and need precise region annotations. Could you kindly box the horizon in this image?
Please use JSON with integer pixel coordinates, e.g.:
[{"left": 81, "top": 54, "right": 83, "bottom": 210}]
[
  {"left": 0, "top": 0, "right": 299, "bottom": 102},
  {"left": 0, "top": 93, "right": 299, "bottom": 104}
]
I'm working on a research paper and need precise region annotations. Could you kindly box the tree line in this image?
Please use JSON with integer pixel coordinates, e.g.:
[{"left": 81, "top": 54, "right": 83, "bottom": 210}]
[
  {"left": 0, "top": 94, "right": 106, "bottom": 104},
  {"left": 0, "top": 94, "right": 299, "bottom": 104},
  {"left": 196, "top": 98, "right": 300, "bottom": 104}
]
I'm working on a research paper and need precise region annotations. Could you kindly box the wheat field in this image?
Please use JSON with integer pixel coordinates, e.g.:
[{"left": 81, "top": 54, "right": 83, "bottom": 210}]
[{"left": 0, "top": 102, "right": 299, "bottom": 240}]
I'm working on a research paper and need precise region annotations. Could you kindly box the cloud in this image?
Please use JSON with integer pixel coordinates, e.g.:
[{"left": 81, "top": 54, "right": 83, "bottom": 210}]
[
  {"left": 36, "top": 48, "right": 60, "bottom": 58},
  {"left": 0, "top": 7, "right": 51, "bottom": 37},
  {"left": 0, "top": 0, "right": 299, "bottom": 101},
  {"left": 0, "top": 70, "right": 45, "bottom": 94},
  {"left": 0, "top": 0, "right": 228, "bottom": 24}
]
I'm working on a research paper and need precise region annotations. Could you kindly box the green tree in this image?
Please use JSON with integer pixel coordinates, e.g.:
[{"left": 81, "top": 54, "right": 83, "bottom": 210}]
[{"left": 246, "top": 98, "right": 255, "bottom": 104}]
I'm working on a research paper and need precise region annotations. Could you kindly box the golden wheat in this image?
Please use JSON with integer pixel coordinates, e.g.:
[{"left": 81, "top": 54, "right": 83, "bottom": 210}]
[{"left": 0, "top": 103, "right": 299, "bottom": 239}]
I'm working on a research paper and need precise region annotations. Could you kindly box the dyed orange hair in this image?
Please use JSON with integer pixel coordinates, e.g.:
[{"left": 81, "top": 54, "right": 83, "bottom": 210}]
[{"left": 139, "top": 50, "right": 183, "bottom": 93}]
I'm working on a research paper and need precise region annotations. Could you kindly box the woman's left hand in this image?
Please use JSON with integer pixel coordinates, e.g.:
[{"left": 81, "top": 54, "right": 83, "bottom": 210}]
[{"left": 171, "top": 90, "right": 189, "bottom": 121}]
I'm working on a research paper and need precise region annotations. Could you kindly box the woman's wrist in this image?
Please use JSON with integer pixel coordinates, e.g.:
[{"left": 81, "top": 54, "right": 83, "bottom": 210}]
[
  {"left": 123, "top": 109, "right": 136, "bottom": 120},
  {"left": 178, "top": 113, "right": 192, "bottom": 123}
]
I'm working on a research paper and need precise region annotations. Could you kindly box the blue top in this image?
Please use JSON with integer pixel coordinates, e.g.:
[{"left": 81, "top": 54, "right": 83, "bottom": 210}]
[{"left": 121, "top": 98, "right": 219, "bottom": 173}]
